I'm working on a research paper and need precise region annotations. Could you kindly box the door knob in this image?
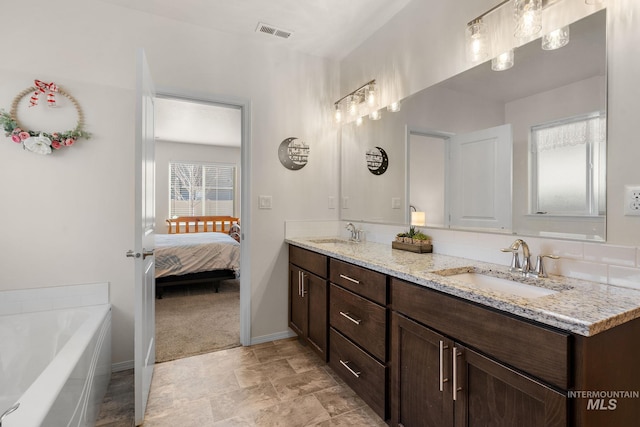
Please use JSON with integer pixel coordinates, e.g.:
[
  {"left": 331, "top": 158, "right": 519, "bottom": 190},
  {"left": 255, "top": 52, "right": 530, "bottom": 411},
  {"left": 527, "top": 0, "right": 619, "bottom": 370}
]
[{"left": 143, "top": 249, "right": 154, "bottom": 259}]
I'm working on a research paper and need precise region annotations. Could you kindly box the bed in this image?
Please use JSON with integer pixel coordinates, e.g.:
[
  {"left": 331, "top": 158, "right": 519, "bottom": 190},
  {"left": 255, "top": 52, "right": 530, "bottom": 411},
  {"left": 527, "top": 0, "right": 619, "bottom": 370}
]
[{"left": 155, "top": 216, "right": 240, "bottom": 298}]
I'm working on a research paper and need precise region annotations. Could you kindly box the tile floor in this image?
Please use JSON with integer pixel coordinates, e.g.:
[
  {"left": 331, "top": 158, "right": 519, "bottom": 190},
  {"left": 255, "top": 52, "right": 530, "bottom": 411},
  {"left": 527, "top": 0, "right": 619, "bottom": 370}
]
[{"left": 96, "top": 338, "right": 387, "bottom": 426}]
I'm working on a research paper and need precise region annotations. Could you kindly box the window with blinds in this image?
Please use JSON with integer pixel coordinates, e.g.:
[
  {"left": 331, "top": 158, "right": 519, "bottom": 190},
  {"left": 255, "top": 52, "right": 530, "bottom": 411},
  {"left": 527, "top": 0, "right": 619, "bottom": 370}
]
[
  {"left": 169, "top": 162, "right": 236, "bottom": 217},
  {"left": 530, "top": 112, "right": 606, "bottom": 216}
]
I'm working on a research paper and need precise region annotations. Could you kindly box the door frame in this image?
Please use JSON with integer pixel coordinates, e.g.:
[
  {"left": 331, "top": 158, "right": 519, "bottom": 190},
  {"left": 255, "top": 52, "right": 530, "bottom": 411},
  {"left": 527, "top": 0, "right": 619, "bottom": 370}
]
[{"left": 154, "top": 87, "right": 251, "bottom": 346}]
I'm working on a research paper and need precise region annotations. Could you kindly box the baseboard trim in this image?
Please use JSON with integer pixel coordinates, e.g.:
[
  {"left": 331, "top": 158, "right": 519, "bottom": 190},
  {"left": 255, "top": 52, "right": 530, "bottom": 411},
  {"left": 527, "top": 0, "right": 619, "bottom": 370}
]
[
  {"left": 112, "top": 360, "right": 134, "bottom": 372},
  {"left": 250, "top": 330, "right": 297, "bottom": 346}
]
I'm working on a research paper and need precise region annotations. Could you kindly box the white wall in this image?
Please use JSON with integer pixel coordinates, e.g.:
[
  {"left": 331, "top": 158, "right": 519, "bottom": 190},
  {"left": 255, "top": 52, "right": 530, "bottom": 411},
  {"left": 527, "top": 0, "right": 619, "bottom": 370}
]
[
  {"left": 341, "top": 0, "right": 640, "bottom": 247},
  {"left": 0, "top": 0, "right": 340, "bottom": 365},
  {"left": 155, "top": 141, "right": 241, "bottom": 229}
]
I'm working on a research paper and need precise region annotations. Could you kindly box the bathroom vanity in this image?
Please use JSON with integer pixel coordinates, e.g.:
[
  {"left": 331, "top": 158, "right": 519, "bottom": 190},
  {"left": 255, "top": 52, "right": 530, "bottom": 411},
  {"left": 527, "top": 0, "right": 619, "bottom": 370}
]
[{"left": 287, "top": 238, "right": 640, "bottom": 427}]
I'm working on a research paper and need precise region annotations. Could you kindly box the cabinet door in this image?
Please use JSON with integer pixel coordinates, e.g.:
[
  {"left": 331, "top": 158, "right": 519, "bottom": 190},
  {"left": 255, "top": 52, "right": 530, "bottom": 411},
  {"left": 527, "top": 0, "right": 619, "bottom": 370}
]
[
  {"left": 306, "top": 271, "right": 328, "bottom": 360},
  {"left": 289, "top": 264, "right": 307, "bottom": 337},
  {"left": 391, "top": 313, "right": 454, "bottom": 427},
  {"left": 454, "top": 344, "right": 566, "bottom": 427}
]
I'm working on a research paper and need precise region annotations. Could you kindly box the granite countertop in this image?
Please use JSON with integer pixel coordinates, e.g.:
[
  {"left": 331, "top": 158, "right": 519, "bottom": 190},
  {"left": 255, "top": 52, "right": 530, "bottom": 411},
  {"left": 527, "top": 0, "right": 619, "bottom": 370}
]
[{"left": 286, "top": 237, "right": 640, "bottom": 337}]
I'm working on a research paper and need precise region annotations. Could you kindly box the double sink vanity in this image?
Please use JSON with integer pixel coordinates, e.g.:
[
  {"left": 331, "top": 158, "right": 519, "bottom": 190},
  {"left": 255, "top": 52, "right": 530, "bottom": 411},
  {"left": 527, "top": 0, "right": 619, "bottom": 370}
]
[{"left": 286, "top": 236, "right": 640, "bottom": 427}]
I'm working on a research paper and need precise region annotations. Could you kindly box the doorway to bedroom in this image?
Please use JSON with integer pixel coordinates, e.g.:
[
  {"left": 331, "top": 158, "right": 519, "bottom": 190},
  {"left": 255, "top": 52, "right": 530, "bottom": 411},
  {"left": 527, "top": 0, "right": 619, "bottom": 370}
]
[{"left": 152, "top": 93, "right": 246, "bottom": 363}]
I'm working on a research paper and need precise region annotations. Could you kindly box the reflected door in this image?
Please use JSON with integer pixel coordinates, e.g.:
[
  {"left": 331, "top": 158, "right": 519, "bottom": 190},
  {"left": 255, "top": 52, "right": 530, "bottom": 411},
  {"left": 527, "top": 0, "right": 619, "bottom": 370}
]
[{"left": 447, "top": 124, "right": 512, "bottom": 231}]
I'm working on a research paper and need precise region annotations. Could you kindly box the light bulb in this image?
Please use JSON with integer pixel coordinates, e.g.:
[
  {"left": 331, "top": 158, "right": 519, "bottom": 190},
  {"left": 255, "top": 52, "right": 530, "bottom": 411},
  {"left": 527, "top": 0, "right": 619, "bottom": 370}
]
[
  {"left": 348, "top": 96, "right": 358, "bottom": 116},
  {"left": 367, "top": 86, "right": 377, "bottom": 107},
  {"left": 334, "top": 105, "right": 342, "bottom": 123},
  {"left": 356, "top": 116, "right": 363, "bottom": 126}
]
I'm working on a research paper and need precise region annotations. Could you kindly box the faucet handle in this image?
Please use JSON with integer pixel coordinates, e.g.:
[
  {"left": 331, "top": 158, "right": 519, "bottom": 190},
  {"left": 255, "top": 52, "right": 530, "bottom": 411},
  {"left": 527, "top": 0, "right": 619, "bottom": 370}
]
[
  {"left": 533, "top": 254, "right": 560, "bottom": 278},
  {"left": 500, "top": 247, "right": 521, "bottom": 272}
]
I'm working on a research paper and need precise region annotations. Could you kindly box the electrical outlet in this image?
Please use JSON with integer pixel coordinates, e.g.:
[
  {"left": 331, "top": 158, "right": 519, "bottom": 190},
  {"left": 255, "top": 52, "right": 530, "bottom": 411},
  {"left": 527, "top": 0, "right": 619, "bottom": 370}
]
[
  {"left": 624, "top": 185, "right": 640, "bottom": 216},
  {"left": 258, "top": 195, "right": 272, "bottom": 209}
]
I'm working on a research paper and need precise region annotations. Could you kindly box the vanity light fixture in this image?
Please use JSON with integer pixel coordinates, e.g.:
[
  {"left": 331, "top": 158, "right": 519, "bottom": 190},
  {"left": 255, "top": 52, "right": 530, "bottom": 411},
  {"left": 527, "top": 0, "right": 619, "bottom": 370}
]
[
  {"left": 514, "top": 0, "right": 542, "bottom": 38},
  {"left": 356, "top": 116, "right": 363, "bottom": 126},
  {"left": 334, "top": 79, "right": 375, "bottom": 124},
  {"left": 411, "top": 211, "right": 426, "bottom": 227},
  {"left": 542, "top": 26, "right": 570, "bottom": 50},
  {"left": 491, "top": 49, "right": 515, "bottom": 71}
]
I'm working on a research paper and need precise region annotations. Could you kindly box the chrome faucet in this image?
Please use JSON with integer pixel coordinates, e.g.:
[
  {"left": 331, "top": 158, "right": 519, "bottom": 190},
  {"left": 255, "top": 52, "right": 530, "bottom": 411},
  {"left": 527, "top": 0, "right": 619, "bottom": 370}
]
[
  {"left": 345, "top": 222, "right": 359, "bottom": 241},
  {"left": 501, "top": 239, "right": 559, "bottom": 277},
  {"left": 501, "top": 239, "right": 531, "bottom": 276}
]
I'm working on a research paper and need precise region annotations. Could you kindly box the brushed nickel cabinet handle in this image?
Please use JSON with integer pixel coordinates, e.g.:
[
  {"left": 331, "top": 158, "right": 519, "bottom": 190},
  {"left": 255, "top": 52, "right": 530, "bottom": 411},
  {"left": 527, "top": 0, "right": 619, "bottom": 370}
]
[
  {"left": 452, "top": 347, "right": 462, "bottom": 400},
  {"left": 301, "top": 272, "right": 307, "bottom": 296},
  {"left": 339, "top": 274, "right": 360, "bottom": 284},
  {"left": 339, "top": 311, "right": 362, "bottom": 325},
  {"left": 339, "top": 360, "right": 361, "bottom": 378},
  {"left": 439, "top": 340, "right": 449, "bottom": 392},
  {"left": 298, "top": 271, "right": 301, "bottom": 296}
]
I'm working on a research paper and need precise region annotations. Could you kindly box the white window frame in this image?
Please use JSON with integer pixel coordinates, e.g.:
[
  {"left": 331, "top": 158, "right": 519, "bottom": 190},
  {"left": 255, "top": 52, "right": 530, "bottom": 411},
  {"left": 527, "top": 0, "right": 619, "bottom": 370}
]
[
  {"left": 529, "top": 111, "right": 606, "bottom": 217},
  {"left": 169, "top": 161, "right": 236, "bottom": 218}
]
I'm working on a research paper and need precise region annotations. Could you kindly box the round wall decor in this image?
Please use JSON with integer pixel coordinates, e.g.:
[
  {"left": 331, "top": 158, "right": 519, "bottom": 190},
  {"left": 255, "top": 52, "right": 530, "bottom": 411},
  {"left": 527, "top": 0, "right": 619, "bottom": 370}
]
[
  {"left": 278, "top": 137, "right": 309, "bottom": 170},
  {"left": 0, "top": 80, "right": 90, "bottom": 155},
  {"left": 366, "top": 146, "right": 389, "bottom": 175}
]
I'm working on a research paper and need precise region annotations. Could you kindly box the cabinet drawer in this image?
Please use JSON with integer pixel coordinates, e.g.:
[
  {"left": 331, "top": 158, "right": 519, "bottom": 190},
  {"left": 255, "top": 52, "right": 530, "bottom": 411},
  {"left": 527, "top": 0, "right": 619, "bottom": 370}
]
[
  {"left": 329, "top": 328, "right": 386, "bottom": 419},
  {"left": 391, "top": 278, "right": 570, "bottom": 390},
  {"left": 330, "top": 284, "right": 386, "bottom": 361},
  {"left": 330, "top": 258, "right": 387, "bottom": 304},
  {"left": 289, "top": 245, "right": 328, "bottom": 278}
]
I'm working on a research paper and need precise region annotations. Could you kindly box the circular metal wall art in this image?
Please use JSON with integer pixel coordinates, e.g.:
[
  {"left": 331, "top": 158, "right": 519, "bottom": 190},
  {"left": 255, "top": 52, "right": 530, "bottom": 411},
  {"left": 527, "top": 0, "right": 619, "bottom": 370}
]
[
  {"left": 278, "top": 137, "right": 309, "bottom": 170},
  {"left": 366, "top": 146, "right": 389, "bottom": 175}
]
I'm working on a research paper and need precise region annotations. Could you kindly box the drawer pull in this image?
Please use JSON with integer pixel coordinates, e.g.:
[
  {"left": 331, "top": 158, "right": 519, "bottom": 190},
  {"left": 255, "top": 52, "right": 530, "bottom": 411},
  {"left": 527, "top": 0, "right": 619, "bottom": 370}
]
[
  {"left": 339, "top": 360, "right": 361, "bottom": 378},
  {"left": 339, "top": 311, "right": 362, "bottom": 325},
  {"left": 339, "top": 274, "right": 360, "bottom": 284}
]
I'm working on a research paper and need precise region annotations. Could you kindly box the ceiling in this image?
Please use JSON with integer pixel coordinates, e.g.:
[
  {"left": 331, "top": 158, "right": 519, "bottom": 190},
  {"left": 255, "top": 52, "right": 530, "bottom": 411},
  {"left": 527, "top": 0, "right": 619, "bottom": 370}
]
[
  {"left": 100, "top": 0, "right": 412, "bottom": 59},
  {"left": 103, "top": 0, "right": 413, "bottom": 147}
]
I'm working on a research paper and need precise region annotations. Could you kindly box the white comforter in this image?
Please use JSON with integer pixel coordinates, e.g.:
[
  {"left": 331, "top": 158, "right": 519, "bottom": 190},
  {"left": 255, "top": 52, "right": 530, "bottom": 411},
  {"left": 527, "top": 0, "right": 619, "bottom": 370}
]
[{"left": 154, "top": 232, "right": 240, "bottom": 278}]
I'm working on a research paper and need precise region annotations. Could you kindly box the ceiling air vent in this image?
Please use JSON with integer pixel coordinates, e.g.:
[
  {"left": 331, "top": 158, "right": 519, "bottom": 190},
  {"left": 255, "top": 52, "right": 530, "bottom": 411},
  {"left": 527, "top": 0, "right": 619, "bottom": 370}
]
[{"left": 256, "top": 22, "right": 293, "bottom": 39}]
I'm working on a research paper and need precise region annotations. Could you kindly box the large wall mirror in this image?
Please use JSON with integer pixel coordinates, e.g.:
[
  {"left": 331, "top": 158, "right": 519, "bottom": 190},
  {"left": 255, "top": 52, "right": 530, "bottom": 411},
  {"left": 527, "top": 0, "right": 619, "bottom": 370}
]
[{"left": 341, "top": 9, "right": 606, "bottom": 242}]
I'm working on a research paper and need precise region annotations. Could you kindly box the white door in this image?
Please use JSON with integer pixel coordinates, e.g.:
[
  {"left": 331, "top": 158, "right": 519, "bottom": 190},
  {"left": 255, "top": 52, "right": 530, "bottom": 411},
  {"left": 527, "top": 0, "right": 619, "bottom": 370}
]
[
  {"left": 447, "top": 124, "right": 512, "bottom": 230},
  {"left": 133, "top": 49, "right": 156, "bottom": 426}
]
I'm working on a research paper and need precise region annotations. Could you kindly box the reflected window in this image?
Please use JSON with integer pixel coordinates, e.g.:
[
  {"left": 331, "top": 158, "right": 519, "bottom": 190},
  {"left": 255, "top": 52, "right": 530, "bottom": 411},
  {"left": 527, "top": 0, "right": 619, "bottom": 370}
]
[
  {"left": 530, "top": 112, "right": 606, "bottom": 216},
  {"left": 169, "top": 162, "right": 236, "bottom": 217}
]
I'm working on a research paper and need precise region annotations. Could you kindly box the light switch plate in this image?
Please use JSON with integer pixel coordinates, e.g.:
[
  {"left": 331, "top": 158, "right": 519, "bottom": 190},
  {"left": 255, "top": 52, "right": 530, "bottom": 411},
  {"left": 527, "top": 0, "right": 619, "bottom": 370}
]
[
  {"left": 328, "top": 196, "right": 336, "bottom": 209},
  {"left": 392, "top": 197, "right": 401, "bottom": 209},
  {"left": 259, "top": 195, "right": 272, "bottom": 209},
  {"left": 342, "top": 196, "right": 349, "bottom": 209}
]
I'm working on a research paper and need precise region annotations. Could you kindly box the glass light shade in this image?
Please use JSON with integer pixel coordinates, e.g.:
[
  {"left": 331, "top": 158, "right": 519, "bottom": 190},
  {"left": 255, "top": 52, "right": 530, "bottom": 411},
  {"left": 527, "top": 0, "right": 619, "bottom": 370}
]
[
  {"left": 411, "top": 211, "right": 426, "bottom": 227},
  {"left": 355, "top": 116, "right": 363, "bottom": 126},
  {"left": 542, "top": 26, "right": 570, "bottom": 50},
  {"left": 367, "top": 86, "right": 378, "bottom": 107},
  {"left": 387, "top": 101, "right": 401, "bottom": 112},
  {"left": 491, "top": 50, "right": 515, "bottom": 71},
  {"left": 348, "top": 96, "right": 358, "bottom": 116},
  {"left": 369, "top": 109, "right": 382, "bottom": 120},
  {"left": 514, "top": 0, "right": 542, "bottom": 38},
  {"left": 466, "top": 19, "right": 488, "bottom": 63},
  {"left": 334, "top": 105, "right": 342, "bottom": 123}
]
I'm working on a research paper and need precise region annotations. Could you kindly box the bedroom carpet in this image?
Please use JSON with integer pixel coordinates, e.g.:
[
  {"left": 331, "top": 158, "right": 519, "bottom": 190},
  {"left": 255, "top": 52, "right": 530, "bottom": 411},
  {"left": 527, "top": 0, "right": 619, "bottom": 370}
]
[{"left": 155, "top": 279, "right": 240, "bottom": 363}]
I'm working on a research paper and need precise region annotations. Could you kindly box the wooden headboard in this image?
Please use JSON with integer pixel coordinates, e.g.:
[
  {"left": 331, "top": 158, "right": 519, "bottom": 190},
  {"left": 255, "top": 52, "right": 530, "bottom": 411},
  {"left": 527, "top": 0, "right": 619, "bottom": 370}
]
[{"left": 166, "top": 216, "right": 239, "bottom": 234}]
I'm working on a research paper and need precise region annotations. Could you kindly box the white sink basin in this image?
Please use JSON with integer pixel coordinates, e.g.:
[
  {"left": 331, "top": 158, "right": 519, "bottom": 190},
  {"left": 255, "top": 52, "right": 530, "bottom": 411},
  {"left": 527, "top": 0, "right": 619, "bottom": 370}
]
[{"left": 448, "top": 272, "right": 558, "bottom": 298}]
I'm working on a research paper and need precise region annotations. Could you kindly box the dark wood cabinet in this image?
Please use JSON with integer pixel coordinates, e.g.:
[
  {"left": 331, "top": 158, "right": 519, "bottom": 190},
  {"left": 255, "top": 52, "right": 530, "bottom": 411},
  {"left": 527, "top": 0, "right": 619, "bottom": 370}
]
[
  {"left": 288, "top": 246, "right": 328, "bottom": 361},
  {"left": 391, "top": 311, "right": 566, "bottom": 427},
  {"left": 328, "top": 259, "right": 388, "bottom": 420}
]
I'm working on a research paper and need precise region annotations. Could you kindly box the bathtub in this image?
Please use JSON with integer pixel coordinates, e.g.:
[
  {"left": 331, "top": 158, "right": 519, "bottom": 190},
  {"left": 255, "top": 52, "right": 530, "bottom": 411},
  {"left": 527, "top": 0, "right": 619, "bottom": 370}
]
[{"left": 0, "top": 304, "right": 111, "bottom": 427}]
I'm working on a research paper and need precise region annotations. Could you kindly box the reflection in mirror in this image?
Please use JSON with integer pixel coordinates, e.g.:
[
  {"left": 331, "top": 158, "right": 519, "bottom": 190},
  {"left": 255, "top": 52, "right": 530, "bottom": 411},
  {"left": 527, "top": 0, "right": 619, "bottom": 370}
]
[{"left": 340, "top": 9, "right": 606, "bottom": 242}]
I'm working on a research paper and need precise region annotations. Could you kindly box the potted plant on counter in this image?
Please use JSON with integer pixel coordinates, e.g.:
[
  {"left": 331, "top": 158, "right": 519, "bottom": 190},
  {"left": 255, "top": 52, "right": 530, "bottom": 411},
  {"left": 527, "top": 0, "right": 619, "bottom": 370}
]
[{"left": 393, "top": 227, "right": 432, "bottom": 253}]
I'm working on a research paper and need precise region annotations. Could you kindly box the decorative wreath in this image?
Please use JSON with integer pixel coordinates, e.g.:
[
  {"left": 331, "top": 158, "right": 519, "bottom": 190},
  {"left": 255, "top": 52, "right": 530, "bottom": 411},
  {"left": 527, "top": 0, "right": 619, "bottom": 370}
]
[{"left": 0, "top": 80, "right": 91, "bottom": 155}]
